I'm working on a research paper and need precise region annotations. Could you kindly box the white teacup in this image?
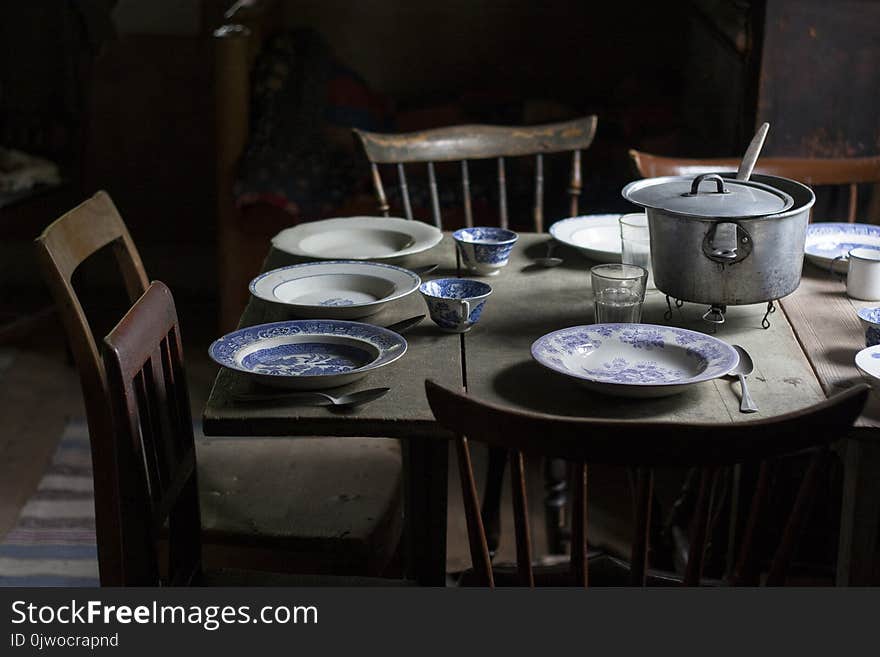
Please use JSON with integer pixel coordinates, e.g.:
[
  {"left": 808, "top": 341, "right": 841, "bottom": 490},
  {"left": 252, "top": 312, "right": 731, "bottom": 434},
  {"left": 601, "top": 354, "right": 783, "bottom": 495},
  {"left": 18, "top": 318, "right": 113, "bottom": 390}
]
[{"left": 846, "top": 248, "right": 880, "bottom": 301}]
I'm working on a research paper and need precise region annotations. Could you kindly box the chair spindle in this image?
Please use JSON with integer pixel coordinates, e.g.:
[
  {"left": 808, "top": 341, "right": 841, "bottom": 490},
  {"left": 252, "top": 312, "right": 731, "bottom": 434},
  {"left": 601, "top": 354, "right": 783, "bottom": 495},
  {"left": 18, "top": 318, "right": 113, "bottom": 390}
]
[
  {"left": 510, "top": 449, "right": 534, "bottom": 587},
  {"left": 497, "top": 157, "right": 508, "bottom": 229},
  {"left": 683, "top": 467, "right": 718, "bottom": 586},
  {"left": 630, "top": 468, "right": 653, "bottom": 586},
  {"left": 461, "top": 160, "right": 474, "bottom": 228},
  {"left": 534, "top": 153, "right": 544, "bottom": 232},
  {"left": 569, "top": 149, "right": 582, "bottom": 218},
  {"left": 570, "top": 462, "right": 588, "bottom": 587},
  {"left": 455, "top": 436, "right": 494, "bottom": 587},
  {"left": 848, "top": 183, "right": 858, "bottom": 223},
  {"left": 427, "top": 162, "right": 442, "bottom": 229},
  {"left": 397, "top": 163, "right": 413, "bottom": 221},
  {"left": 370, "top": 163, "right": 390, "bottom": 216},
  {"left": 765, "top": 448, "right": 828, "bottom": 585}
]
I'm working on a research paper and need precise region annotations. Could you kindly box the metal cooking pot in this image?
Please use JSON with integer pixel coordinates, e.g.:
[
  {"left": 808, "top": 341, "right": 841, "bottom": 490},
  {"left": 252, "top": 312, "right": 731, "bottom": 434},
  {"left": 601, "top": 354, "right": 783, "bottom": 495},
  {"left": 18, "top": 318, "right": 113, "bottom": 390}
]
[{"left": 621, "top": 172, "right": 815, "bottom": 306}]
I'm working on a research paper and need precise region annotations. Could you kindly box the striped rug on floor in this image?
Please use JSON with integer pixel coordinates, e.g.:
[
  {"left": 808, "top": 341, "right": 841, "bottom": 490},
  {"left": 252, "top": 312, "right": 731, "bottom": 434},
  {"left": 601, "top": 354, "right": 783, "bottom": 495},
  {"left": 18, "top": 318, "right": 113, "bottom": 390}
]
[{"left": 0, "top": 418, "right": 99, "bottom": 586}]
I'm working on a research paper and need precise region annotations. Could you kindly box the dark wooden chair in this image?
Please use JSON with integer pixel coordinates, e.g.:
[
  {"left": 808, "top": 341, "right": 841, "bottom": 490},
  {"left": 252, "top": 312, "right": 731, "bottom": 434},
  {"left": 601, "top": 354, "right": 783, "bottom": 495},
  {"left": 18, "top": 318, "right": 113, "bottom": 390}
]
[
  {"left": 354, "top": 116, "right": 598, "bottom": 232},
  {"left": 356, "top": 117, "right": 598, "bottom": 558},
  {"left": 34, "top": 192, "right": 402, "bottom": 584},
  {"left": 102, "top": 281, "right": 404, "bottom": 586},
  {"left": 424, "top": 378, "right": 869, "bottom": 587},
  {"left": 628, "top": 150, "right": 880, "bottom": 223}
]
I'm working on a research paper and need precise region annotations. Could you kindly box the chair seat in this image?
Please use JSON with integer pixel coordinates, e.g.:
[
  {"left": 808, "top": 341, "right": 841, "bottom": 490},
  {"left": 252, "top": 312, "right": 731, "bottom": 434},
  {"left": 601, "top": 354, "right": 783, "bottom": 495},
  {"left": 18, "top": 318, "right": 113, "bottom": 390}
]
[{"left": 195, "top": 437, "right": 402, "bottom": 576}]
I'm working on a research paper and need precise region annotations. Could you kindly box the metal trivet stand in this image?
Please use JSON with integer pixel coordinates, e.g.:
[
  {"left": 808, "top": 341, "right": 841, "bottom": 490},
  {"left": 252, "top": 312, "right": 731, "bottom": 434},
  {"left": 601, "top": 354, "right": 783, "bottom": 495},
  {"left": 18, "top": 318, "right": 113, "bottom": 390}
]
[{"left": 664, "top": 296, "right": 777, "bottom": 331}]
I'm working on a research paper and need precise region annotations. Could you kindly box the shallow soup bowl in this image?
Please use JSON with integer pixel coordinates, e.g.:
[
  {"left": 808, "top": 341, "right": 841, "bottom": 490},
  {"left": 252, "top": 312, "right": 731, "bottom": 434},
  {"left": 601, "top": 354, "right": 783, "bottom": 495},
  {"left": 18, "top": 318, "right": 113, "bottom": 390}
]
[
  {"left": 453, "top": 227, "right": 518, "bottom": 276},
  {"left": 419, "top": 278, "right": 492, "bottom": 333}
]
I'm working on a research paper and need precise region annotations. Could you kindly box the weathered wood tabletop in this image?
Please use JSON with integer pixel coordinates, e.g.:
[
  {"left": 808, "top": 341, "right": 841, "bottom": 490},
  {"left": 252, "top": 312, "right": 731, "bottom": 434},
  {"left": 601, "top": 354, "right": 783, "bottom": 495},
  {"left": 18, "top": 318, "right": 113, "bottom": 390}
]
[{"left": 467, "top": 236, "right": 826, "bottom": 423}]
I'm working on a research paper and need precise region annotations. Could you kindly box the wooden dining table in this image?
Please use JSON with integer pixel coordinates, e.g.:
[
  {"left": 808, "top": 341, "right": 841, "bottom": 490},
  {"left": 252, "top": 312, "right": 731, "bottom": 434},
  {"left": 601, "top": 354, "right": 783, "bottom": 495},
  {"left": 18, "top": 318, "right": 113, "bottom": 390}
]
[{"left": 203, "top": 231, "right": 879, "bottom": 585}]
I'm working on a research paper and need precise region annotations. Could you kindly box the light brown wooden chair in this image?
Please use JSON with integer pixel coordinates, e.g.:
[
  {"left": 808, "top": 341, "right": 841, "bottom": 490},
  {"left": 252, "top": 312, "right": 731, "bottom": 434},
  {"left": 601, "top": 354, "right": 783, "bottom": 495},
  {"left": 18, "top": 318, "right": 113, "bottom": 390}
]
[
  {"left": 425, "top": 379, "right": 868, "bottom": 587},
  {"left": 629, "top": 150, "right": 880, "bottom": 223},
  {"left": 35, "top": 192, "right": 402, "bottom": 585},
  {"left": 103, "top": 281, "right": 404, "bottom": 586},
  {"left": 355, "top": 116, "right": 598, "bottom": 232},
  {"left": 356, "top": 117, "right": 598, "bottom": 558}
]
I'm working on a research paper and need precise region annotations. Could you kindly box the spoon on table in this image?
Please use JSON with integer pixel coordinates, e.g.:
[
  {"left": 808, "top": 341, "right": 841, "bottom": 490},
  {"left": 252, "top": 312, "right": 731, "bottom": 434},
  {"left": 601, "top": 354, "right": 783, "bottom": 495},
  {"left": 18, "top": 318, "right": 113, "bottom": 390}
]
[
  {"left": 730, "top": 344, "right": 758, "bottom": 413},
  {"left": 233, "top": 387, "right": 390, "bottom": 407},
  {"left": 534, "top": 241, "right": 563, "bottom": 268}
]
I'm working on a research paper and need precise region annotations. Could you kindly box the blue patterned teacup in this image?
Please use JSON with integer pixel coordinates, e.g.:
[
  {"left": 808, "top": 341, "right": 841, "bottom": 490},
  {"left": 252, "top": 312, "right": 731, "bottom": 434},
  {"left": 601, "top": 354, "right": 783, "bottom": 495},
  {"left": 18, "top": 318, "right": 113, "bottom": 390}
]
[
  {"left": 453, "top": 227, "right": 518, "bottom": 276},
  {"left": 419, "top": 278, "right": 492, "bottom": 333},
  {"left": 857, "top": 306, "right": 880, "bottom": 346}
]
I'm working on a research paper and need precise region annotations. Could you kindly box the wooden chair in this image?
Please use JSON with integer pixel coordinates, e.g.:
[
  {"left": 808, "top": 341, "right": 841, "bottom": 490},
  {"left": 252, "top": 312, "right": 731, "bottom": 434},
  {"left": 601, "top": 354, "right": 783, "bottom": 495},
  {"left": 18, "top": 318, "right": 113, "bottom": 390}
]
[
  {"left": 629, "top": 150, "right": 880, "bottom": 223},
  {"left": 354, "top": 116, "right": 598, "bottom": 232},
  {"left": 102, "top": 281, "right": 403, "bottom": 586},
  {"left": 356, "top": 117, "right": 597, "bottom": 558},
  {"left": 424, "top": 379, "right": 869, "bottom": 587},
  {"left": 34, "top": 192, "right": 402, "bottom": 585}
]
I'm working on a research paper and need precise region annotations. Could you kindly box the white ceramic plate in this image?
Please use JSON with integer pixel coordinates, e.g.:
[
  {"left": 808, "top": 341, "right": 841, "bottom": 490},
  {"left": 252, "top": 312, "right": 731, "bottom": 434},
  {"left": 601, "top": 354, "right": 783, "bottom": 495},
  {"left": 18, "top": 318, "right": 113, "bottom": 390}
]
[
  {"left": 855, "top": 344, "right": 880, "bottom": 388},
  {"left": 272, "top": 216, "right": 443, "bottom": 261},
  {"left": 804, "top": 222, "right": 880, "bottom": 273},
  {"left": 531, "top": 323, "right": 738, "bottom": 398},
  {"left": 209, "top": 320, "right": 407, "bottom": 390},
  {"left": 250, "top": 261, "right": 420, "bottom": 319},
  {"left": 549, "top": 214, "right": 623, "bottom": 263}
]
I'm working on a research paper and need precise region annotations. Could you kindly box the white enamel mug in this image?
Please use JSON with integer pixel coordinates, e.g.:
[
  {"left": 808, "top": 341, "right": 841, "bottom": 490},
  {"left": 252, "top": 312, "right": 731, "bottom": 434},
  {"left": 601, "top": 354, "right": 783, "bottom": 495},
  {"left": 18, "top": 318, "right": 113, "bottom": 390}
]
[{"left": 846, "top": 247, "right": 880, "bottom": 301}]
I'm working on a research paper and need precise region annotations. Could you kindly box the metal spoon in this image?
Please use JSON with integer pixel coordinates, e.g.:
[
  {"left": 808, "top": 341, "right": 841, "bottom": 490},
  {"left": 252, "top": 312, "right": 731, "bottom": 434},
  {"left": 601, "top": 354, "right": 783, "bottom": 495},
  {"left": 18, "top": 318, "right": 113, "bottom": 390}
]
[
  {"left": 233, "top": 387, "right": 390, "bottom": 407},
  {"left": 730, "top": 345, "right": 758, "bottom": 413},
  {"left": 736, "top": 122, "right": 770, "bottom": 182},
  {"left": 534, "top": 241, "right": 563, "bottom": 268}
]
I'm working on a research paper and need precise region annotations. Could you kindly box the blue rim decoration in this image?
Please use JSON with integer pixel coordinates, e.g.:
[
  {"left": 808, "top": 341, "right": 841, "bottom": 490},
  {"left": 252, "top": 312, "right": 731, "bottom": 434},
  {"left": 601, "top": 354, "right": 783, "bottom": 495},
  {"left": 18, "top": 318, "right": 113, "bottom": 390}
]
[
  {"left": 209, "top": 319, "right": 407, "bottom": 378},
  {"left": 805, "top": 223, "right": 880, "bottom": 261},
  {"left": 453, "top": 227, "right": 519, "bottom": 245},
  {"left": 419, "top": 278, "right": 492, "bottom": 300},
  {"left": 531, "top": 323, "right": 738, "bottom": 388}
]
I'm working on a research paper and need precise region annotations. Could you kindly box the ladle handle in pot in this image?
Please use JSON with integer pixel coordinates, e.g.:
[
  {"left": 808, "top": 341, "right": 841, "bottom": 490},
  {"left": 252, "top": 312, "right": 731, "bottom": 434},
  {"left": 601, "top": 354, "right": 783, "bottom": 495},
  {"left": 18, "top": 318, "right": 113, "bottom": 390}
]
[{"left": 736, "top": 122, "right": 770, "bottom": 182}]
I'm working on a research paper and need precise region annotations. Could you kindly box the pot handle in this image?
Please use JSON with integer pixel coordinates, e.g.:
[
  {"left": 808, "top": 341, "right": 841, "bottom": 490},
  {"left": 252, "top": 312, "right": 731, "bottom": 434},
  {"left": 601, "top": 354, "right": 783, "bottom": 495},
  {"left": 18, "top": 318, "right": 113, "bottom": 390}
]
[
  {"left": 684, "top": 173, "right": 731, "bottom": 197},
  {"left": 702, "top": 221, "right": 753, "bottom": 264}
]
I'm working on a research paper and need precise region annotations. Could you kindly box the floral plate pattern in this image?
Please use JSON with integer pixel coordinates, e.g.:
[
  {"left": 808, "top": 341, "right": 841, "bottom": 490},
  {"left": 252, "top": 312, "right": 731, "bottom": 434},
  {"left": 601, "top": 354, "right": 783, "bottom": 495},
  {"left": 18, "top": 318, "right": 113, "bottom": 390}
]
[
  {"left": 209, "top": 319, "right": 407, "bottom": 390},
  {"left": 804, "top": 223, "right": 880, "bottom": 273},
  {"left": 531, "top": 323, "right": 739, "bottom": 398}
]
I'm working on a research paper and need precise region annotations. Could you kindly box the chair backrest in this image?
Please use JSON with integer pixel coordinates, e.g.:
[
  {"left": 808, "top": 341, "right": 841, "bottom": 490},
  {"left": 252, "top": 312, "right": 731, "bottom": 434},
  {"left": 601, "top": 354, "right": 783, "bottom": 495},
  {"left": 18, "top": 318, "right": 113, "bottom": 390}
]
[
  {"left": 103, "top": 281, "right": 202, "bottom": 586},
  {"left": 424, "top": 379, "right": 869, "bottom": 588},
  {"left": 33, "top": 190, "right": 149, "bottom": 585},
  {"left": 354, "top": 116, "right": 597, "bottom": 232},
  {"left": 629, "top": 149, "right": 880, "bottom": 223}
]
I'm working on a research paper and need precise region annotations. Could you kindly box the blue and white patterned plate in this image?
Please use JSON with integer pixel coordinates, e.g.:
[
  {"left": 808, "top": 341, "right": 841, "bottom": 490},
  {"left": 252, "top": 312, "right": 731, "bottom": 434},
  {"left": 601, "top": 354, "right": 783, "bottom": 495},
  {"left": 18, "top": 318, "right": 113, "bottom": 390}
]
[
  {"left": 209, "top": 320, "right": 407, "bottom": 390},
  {"left": 549, "top": 215, "right": 623, "bottom": 263},
  {"left": 531, "top": 323, "right": 739, "bottom": 398},
  {"left": 250, "top": 261, "right": 420, "bottom": 319},
  {"left": 854, "top": 344, "right": 880, "bottom": 388},
  {"left": 804, "top": 223, "right": 880, "bottom": 273}
]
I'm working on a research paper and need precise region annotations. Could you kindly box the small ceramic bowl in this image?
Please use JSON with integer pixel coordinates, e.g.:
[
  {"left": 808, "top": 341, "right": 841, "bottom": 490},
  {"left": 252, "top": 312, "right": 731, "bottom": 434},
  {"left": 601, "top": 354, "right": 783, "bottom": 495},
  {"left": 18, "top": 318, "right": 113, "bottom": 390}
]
[
  {"left": 419, "top": 278, "right": 492, "bottom": 333},
  {"left": 453, "top": 227, "right": 518, "bottom": 276},
  {"left": 857, "top": 307, "right": 880, "bottom": 346},
  {"left": 855, "top": 344, "right": 880, "bottom": 388}
]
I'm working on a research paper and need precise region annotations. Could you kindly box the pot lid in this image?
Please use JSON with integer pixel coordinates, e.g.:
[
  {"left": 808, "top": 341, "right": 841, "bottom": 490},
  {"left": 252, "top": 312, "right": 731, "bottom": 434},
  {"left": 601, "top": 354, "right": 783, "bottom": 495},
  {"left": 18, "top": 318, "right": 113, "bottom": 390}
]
[{"left": 622, "top": 173, "right": 795, "bottom": 219}]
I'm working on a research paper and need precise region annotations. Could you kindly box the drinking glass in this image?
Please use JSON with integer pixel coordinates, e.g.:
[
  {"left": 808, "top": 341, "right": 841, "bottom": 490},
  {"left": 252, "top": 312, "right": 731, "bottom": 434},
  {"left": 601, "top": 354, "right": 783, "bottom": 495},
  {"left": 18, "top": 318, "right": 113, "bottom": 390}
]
[
  {"left": 591, "top": 263, "right": 648, "bottom": 323},
  {"left": 619, "top": 213, "right": 655, "bottom": 289}
]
